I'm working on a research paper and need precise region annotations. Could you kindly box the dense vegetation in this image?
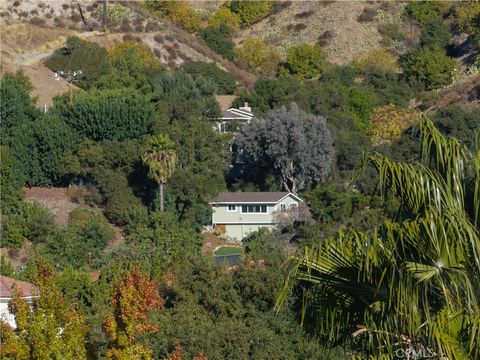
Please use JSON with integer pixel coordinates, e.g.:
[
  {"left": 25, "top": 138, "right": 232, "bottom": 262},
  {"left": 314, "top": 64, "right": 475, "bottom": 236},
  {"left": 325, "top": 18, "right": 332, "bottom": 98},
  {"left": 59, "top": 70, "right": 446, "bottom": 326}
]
[{"left": 2, "top": 1, "right": 480, "bottom": 359}]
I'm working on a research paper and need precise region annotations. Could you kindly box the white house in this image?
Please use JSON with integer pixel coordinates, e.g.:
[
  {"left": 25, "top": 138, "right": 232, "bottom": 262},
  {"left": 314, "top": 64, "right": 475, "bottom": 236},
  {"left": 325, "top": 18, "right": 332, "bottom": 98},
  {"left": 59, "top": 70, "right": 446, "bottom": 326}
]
[
  {"left": 0, "top": 275, "right": 39, "bottom": 328},
  {"left": 214, "top": 102, "right": 254, "bottom": 133},
  {"left": 210, "top": 192, "right": 303, "bottom": 240}
]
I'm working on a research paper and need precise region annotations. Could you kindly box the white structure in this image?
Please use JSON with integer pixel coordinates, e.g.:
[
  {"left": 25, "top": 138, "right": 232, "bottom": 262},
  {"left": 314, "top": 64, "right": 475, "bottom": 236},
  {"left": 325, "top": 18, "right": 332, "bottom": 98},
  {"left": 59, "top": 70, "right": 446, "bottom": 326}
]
[
  {"left": 214, "top": 102, "right": 254, "bottom": 133},
  {"left": 210, "top": 192, "right": 303, "bottom": 240},
  {"left": 0, "top": 276, "right": 39, "bottom": 328}
]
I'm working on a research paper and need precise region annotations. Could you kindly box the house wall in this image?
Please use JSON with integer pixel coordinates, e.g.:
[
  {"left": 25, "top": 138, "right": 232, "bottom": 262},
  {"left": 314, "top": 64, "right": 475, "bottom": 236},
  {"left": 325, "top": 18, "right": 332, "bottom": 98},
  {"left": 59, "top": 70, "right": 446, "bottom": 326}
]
[
  {"left": 225, "top": 224, "right": 274, "bottom": 241},
  {"left": 0, "top": 298, "right": 16, "bottom": 328}
]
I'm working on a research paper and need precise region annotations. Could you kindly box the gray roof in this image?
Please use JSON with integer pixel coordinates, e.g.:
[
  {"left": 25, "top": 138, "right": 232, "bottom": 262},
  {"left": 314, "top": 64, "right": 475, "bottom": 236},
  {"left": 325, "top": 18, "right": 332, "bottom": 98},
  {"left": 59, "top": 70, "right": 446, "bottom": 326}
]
[
  {"left": 210, "top": 192, "right": 302, "bottom": 204},
  {"left": 220, "top": 108, "right": 253, "bottom": 120}
]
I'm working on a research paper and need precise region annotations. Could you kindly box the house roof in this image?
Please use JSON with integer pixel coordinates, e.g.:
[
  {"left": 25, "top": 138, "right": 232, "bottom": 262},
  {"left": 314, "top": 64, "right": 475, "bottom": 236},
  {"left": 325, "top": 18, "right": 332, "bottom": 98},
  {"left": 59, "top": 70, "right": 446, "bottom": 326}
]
[
  {"left": 210, "top": 192, "right": 303, "bottom": 204},
  {"left": 220, "top": 108, "right": 254, "bottom": 120},
  {"left": 0, "top": 276, "right": 39, "bottom": 298}
]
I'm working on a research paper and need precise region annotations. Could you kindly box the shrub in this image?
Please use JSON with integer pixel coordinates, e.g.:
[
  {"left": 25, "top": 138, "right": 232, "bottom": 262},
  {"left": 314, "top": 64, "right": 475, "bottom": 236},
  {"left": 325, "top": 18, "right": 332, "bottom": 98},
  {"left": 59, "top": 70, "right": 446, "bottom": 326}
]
[
  {"left": 181, "top": 61, "right": 236, "bottom": 94},
  {"left": 229, "top": 0, "right": 273, "bottom": 27},
  {"left": 404, "top": 1, "right": 450, "bottom": 25},
  {"left": 357, "top": 6, "right": 377, "bottom": 22},
  {"left": 235, "top": 37, "right": 281, "bottom": 77},
  {"left": 207, "top": 6, "right": 240, "bottom": 31},
  {"left": 145, "top": 1, "right": 201, "bottom": 33},
  {"left": 197, "top": 24, "right": 235, "bottom": 61},
  {"left": 317, "top": 30, "right": 335, "bottom": 47},
  {"left": 368, "top": 104, "right": 420, "bottom": 145},
  {"left": 45, "top": 36, "right": 110, "bottom": 89},
  {"left": 352, "top": 48, "right": 399, "bottom": 73},
  {"left": 108, "top": 40, "right": 159, "bottom": 68},
  {"left": 453, "top": 1, "right": 480, "bottom": 34},
  {"left": 29, "top": 17, "right": 46, "bottom": 26},
  {"left": 377, "top": 23, "right": 406, "bottom": 44},
  {"left": 96, "top": 3, "right": 130, "bottom": 24},
  {"left": 419, "top": 18, "right": 451, "bottom": 49},
  {"left": 52, "top": 88, "right": 154, "bottom": 141},
  {"left": 284, "top": 44, "right": 325, "bottom": 79},
  {"left": 402, "top": 46, "right": 457, "bottom": 90}
]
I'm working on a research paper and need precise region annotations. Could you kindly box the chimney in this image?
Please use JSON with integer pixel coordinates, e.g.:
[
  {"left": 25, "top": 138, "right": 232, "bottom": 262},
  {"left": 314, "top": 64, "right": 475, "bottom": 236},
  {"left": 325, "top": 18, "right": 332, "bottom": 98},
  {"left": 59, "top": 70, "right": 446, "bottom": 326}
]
[{"left": 239, "top": 101, "right": 251, "bottom": 113}]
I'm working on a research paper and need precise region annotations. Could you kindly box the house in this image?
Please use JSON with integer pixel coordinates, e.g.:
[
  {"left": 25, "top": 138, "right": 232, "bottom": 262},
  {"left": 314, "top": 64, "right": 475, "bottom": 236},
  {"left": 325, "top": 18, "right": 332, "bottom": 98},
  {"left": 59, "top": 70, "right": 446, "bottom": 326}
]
[
  {"left": 215, "top": 102, "right": 254, "bottom": 133},
  {"left": 210, "top": 192, "right": 303, "bottom": 240},
  {"left": 0, "top": 275, "right": 39, "bottom": 328}
]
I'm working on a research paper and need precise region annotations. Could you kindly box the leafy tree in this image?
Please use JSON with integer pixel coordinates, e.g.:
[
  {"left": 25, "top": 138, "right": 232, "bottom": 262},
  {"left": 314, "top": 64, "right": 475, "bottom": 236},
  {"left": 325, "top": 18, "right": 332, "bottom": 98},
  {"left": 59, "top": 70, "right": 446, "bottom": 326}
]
[
  {"left": 235, "top": 37, "right": 281, "bottom": 77},
  {"left": 103, "top": 268, "right": 164, "bottom": 359},
  {"left": 453, "top": 1, "right": 480, "bottom": 34},
  {"left": 284, "top": 44, "right": 326, "bottom": 80},
  {"left": 402, "top": 46, "right": 457, "bottom": 90},
  {"left": 142, "top": 135, "right": 177, "bottom": 213},
  {"left": 229, "top": 0, "right": 273, "bottom": 27},
  {"left": 343, "top": 86, "right": 374, "bottom": 131},
  {"left": 235, "top": 103, "right": 333, "bottom": 194},
  {"left": 352, "top": 48, "right": 399, "bottom": 73},
  {"left": 145, "top": 1, "right": 201, "bottom": 32},
  {"left": 45, "top": 36, "right": 110, "bottom": 89},
  {"left": 53, "top": 88, "right": 154, "bottom": 141},
  {"left": 369, "top": 104, "right": 420, "bottom": 146},
  {"left": 277, "top": 119, "right": 480, "bottom": 359},
  {"left": 181, "top": 61, "right": 236, "bottom": 95},
  {"left": 197, "top": 24, "right": 235, "bottom": 61},
  {"left": 362, "top": 67, "right": 413, "bottom": 107},
  {"left": 151, "top": 70, "right": 220, "bottom": 121},
  {"left": 404, "top": 0, "right": 450, "bottom": 25},
  {"left": 208, "top": 7, "right": 240, "bottom": 31},
  {"left": 419, "top": 18, "right": 451, "bottom": 49},
  {"left": 0, "top": 263, "right": 88, "bottom": 359}
]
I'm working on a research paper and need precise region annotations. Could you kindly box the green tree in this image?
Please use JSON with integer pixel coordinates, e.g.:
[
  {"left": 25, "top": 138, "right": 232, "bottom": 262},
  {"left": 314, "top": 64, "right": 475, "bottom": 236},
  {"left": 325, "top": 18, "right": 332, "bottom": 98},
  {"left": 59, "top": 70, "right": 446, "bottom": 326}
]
[
  {"left": 208, "top": 6, "right": 240, "bottom": 31},
  {"left": 419, "top": 18, "right": 451, "bottom": 49},
  {"left": 284, "top": 44, "right": 326, "bottom": 80},
  {"left": 402, "top": 46, "right": 457, "bottom": 90},
  {"left": 277, "top": 119, "right": 480, "bottom": 359},
  {"left": 197, "top": 24, "right": 235, "bottom": 61},
  {"left": 142, "top": 135, "right": 177, "bottom": 213},
  {"left": 229, "top": 0, "right": 273, "bottom": 27},
  {"left": 53, "top": 88, "right": 154, "bottom": 141},
  {"left": 404, "top": 0, "right": 450, "bottom": 25},
  {"left": 181, "top": 61, "right": 236, "bottom": 95},
  {"left": 0, "top": 262, "right": 88, "bottom": 359},
  {"left": 235, "top": 37, "right": 281, "bottom": 77}
]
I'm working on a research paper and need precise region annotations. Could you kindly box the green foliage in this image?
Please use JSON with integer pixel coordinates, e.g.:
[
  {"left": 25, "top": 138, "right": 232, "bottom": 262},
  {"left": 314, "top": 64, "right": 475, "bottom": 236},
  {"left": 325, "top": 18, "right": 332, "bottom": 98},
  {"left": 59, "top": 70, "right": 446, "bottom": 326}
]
[
  {"left": 97, "top": 3, "right": 130, "bottom": 24},
  {"left": 343, "top": 86, "right": 374, "bottom": 131},
  {"left": 151, "top": 70, "right": 220, "bottom": 121},
  {"left": 277, "top": 119, "right": 480, "bottom": 358},
  {"left": 402, "top": 46, "right": 457, "bottom": 90},
  {"left": 362, "top": 67, "right": 413, "bottom": 107},
  {"left": 197, "top": 24, "right": 235, "bottom": 61},
  {"left": 352, "top": 48, "right": 399, "bottom": 73},
  {"left": 419, "top": 18, "right": 451, "bottom": 49},
  {"left": 235, "top": 37, "right": 281, "bottom": 77},
  {"left": 145, "top": 0, "right": 201, "bottom": 32},
  {"left": 284, "top": 44, "right": 326, "bottom": 80},
  {"left": 229, "top": 0, "right": 273, "bottom": 27},
  {"left": 0, "top": 257, "right": 15, "bottom": 277},
  {"left": 404, "top": 0, "right": 450, "bottom": 25},
  {"left": 181, "top": 61, "right": 236, "bottom": 95},
  {"left": 45, "top": 36, "right": 110, "bottom": 89},
  {"left": 207, "top": 6, "right": 240, "bottom": 31},
  {"left": 53, "top": 88, "right": 153, "bottom": 141}
]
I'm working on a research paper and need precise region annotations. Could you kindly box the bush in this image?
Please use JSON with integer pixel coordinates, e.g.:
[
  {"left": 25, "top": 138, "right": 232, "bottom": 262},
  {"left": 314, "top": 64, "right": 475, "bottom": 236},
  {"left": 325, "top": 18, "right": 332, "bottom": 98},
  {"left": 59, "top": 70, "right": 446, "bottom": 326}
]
[
  {"left": 181, "top": 61, "right": 236, "bottom": 95},
  {"left": 453, "top": 2, "right": 480, "bottom": 34},
  {"left": 404, "top": 1, "right": 451, "bottom": 25},
  {"left": 45, "top": 36, "right": 110, "bottom": 89},
  {"left": 96, "top": 3, "right": 130, "bottom": 24},
  {"left": 229, "top": 0, "right": 273, "bottom": 27},
  {"left": 363, "top": 67, "right": 413, "bottom": 107},
  {"left": 108, "top": 40, "right": 159, "bottom": 68},
  {"left": 369, "top": 104, "right": 420, "bottom": 145},
  {"left": 145, "top": 1, "right": 201, "bottom": 32},
  {"left": 53, "top": 88, "right": 154, "bottom": 141},
  {"left": 357, "top": 6, "right": 377, "bottom": 22},
  {"left": 284, "top": 44, "right": 325, "bottom": 79},
  {"left": 352, "top": 48, "right": 399, "bottom": 73},
  {"left": 235, "top": 37, "right": 281, "bottom": 77},
  {"left": 419, "top": 18, "right": 451, "bottom": 49},
  {"left": 197, "top": 24, "right": 235, "bottom": 61},
  {"left": 207, "top": 6, "right": 240, "bottom": 31},
  {"left": 377, "top": 23, "right": 406, "bottom": 44},
  {"left": 402, "top": 46, "right": 457, "bottom": 90}
]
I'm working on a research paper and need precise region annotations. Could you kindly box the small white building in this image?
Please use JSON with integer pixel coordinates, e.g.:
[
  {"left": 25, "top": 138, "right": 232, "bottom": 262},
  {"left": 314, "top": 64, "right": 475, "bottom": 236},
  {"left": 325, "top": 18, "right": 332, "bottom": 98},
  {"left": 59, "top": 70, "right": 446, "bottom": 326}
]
[
  {"left": 0, "top": 275, "right": 39, "bottom": 328},
  {"left": 210, "top": 192, "right": 303, "bottom": 240},
  {"left": 214, "top": 102, "right": 254, "bottom": 133}
]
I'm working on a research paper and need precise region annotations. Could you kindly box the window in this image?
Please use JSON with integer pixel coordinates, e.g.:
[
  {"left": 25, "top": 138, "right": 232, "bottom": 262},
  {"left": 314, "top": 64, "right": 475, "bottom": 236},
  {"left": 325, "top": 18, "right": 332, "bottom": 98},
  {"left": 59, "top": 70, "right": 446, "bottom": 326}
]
[
  {"left": 241, "top": 204, "right": 267, "bottom": 213},
  {"left": 280, "top": 204, "right": 286, "bottom": 212},
  {"left": 227, "top": 205, "right": 236, "bottom": 212}
]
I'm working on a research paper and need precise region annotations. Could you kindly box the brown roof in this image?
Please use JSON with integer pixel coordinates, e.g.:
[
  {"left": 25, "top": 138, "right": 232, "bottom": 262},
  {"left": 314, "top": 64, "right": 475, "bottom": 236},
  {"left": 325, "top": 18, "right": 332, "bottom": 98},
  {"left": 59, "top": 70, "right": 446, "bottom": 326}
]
[
  {"left": 0, "top": 276, "right": 39, "bottom": 298},
  {"left": 211, "top": 192, "right": 301, "bottom": 204}
]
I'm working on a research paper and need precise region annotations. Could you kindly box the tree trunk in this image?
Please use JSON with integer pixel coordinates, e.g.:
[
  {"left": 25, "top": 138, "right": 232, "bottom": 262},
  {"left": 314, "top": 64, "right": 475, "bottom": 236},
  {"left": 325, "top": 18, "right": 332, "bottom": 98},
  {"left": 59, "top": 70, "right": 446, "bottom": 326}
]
[{"left": 159, "top": 182, "right": 164, "bottom": 212}]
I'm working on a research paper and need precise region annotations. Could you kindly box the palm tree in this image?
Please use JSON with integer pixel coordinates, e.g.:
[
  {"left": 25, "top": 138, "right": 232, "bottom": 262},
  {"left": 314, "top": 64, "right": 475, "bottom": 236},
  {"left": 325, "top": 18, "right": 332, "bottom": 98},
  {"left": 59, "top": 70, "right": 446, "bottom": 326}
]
[
  {"left": 276, "top": 118, "right": 480, "bottom": 359},
  {"left": 142, "top": 135, "right": 177, "bottom": 212}
]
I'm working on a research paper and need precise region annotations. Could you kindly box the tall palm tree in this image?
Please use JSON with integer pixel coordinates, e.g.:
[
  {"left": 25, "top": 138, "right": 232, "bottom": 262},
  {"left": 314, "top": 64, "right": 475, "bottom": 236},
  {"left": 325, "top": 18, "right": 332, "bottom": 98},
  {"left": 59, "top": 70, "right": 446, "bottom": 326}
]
[
  {"left": 142, "top": 135, "right": 177, "bottom": 212},
  {"left": 276, "top": 119, "right": 480, "bottom": 359}
]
